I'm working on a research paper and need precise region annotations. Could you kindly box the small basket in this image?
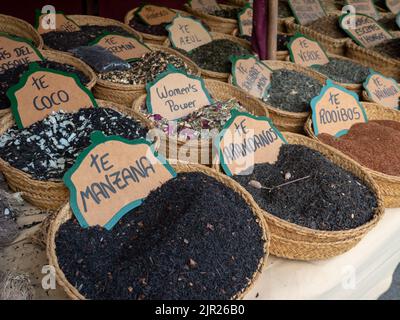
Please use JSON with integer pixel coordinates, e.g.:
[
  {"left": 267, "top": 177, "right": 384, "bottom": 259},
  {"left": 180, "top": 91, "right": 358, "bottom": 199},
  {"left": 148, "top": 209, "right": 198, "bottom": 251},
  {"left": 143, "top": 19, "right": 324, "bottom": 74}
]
[
  {"left": 0, "top": 100, "right": 153, "bottom": 211},
  {"left": 304, "top": 102, "right": 400, "bottom": 208},
  {"left": 92, "top": 44, "right": 201, "bottom": 107},
  {"left": 0, "top": 13, "right": 43, "bottom": 48},
  {"left": 132, "top": 79, "right": 269, "bottom": 166},
  {"left": 46, "top": 163, "right": 270, "bottom": 300},
  {"left": 213, "top": 132, "right": 384, "bottom": 260},
  {"left": 164, "top": 32, "right": 252, "bottom": 82}
]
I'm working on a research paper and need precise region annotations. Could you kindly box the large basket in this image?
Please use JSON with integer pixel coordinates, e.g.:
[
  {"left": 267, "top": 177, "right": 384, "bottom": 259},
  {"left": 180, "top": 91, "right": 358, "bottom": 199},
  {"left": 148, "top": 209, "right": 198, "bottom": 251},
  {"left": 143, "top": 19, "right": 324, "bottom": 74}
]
[
  {"left": 164, "top": 32, "right": 252, "bottom": 82},
  {"left": 92, "top": 44, "right": 201, "bottom": 107},
  {"left": 132, "top": 79, "right": 269, "bottom": 166},
  {"left": 304, "top": 102, "right": 400, "bottom": 208},
  {"left": 0, "top": 100, "right": 153, "bottom": 211},
  {"left": 213, "top": 132, "right": 384, "bottom": 260},
  {"left": 0, "top": 13, "right": 43, "bottom": 48},
  {"left": 46, "top": 163, "right": 270, "bottom": 300}
]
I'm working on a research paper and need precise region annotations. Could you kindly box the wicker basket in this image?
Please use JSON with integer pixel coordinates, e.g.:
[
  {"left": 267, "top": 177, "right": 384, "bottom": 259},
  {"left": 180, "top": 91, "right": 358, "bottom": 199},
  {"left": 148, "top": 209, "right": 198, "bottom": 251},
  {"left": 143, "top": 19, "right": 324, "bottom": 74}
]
[
  {"left": 132, "top": 79, "right": 269, "bottom": 166},
  {"left": 285, "top": 14, "right": 348, "bottom": 55},
  {"left": 213, "top": 131, "right": 384, "bottom": 260},
  {"left": 304, "top": 102, "right": 400, "bottom": 208},
  {"left": 164, "top": 32, "right": 252, "bottom": 82},
  {"left": 92, "top": 44, "right": 201, "bottom": 107},
  {"left": 0, "top": 13, "right": 43, "bottom": 48},
  {"left": 46, "top": 163, "right": 270, "bottom": 300},
  {"left": 0, "top": 100, "right": 153, "bottom": 211}
]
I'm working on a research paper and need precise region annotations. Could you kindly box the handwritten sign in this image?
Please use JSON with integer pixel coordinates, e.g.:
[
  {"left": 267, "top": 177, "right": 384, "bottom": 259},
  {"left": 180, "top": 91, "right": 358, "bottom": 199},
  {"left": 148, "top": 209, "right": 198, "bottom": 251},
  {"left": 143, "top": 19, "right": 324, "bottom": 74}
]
[
  {"left": 89, "top": 33, "right": 150, "bottom": 62},
  {"left": 363, "top": 71, "right": 400, "bottom": 109},
  {"left": 238, "top": 4, "right": 253, "bottom": 37},
  {"left": 340, "top": 13, "right": 393, "bottom": 48},
  {"left": 35, "top": 10, "right": 81, "bottom": 34},
  {"left": 136, "top": 5, "right": 176, "bottom": 26},
  {"left": 7, "top": 64, "right": 97, "bottom": 128},
  {"left": 311, "top": 80, "right": 368, "bottom": 137},
  {"left": 215, "top": 111, "right": 287, "bottom": 176},
  {"left": 288, "top": 0, "right": 326, "bottom": 25},
  {"left": 64, "top": 132, "right": 176, "bottom": 230},
  {"left": 166, "top": 15, "right": 212, "bottom": 52},
  {"left": 288, "top": 34, "right": 330, "bottom": 67},
  {"left": 146, "top": 66, "right": 213, "bottom": 121},
  {"left": 386, "top": 0, "right": 400, "bottom": 14},
  {"left": 230, "top": 55, "right": 272, "bottom": 100},
  {"left": 346, "top": 0, "right": 380, "bottom": 20},
  {"left": 188, "top": 0, "right": 221, "bottom": 13},
  {"left": 0, "top": 34, "right": 43, "bottom": 73}
]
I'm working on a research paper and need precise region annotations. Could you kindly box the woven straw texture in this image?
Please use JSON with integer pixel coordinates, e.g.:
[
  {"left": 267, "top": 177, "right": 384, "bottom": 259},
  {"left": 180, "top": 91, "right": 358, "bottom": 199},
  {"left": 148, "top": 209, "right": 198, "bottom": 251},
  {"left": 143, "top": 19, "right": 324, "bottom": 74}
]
[
  {"left": 46, "top": 163, "right": 270, "bottom": 300},
  {"left": 0, "top": 14, "right": 43, "bottom": 48},
  {"left": 132, "top": 79, "right": 269, "bottom": 166},
  {"left": 0, "top": 100, "right": 153, "bottom": 210},
  {"left": 93, "top": 44, "right": 201, "bottom": 107},
  {"left": 213, "top": 132, "right": 384, "bottom": 260},
  {"left": 304, "top": 102, "right": 400, "bottom": 208},
  {"left": 164, "top": 32, "right": 252, "bottom": 81}
]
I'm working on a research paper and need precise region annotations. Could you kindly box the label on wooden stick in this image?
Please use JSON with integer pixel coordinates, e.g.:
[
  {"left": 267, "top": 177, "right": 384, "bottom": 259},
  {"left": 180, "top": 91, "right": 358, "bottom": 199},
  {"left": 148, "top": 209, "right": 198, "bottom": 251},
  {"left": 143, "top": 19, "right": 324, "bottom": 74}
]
[
  {"left": 386, "top": 0, "right": 400, "bottom": 14},
  {"left": 166, "top": 15, "right": 212, "bottom": 52},
  {"left": 188, "top": 0, "right": 221, "bottom": 13},
  {"left": 136, "top": 5, "right": 176, "bottom": 26},
  {"left": 35, "top": 10, "right": 81, "bottom": 34},
  {"left": 363, "top": 71, "right": 400, "bottom": 109},
  {"left": 238, "top": 4, "right": 253, "bottom": 37},
  {"left": 7, "top": 64, "right": 97, "bottom": 128},
  {"left": 288, "top": 0, "right": 326, "bottom": 25},
  {"left": 216, "top": 111, "right": 287, "bottom": 176},
  {"left": 146, "top": 66, "right": 213, "bottom": 121},
  {"left": 64, "top": 132, "right": 176, "bottom": 230},
  {"left": 345, "top": 0, "right": 380, "bottom": 20},
  {"left": 288, "top": 33, "right": 330, "bottom": 67},
  {"left": 311, "top": 80, "right": 368, "bottom": 137},
  {"left": 0, "top": 34, "right": 44, "bottom": 73}
]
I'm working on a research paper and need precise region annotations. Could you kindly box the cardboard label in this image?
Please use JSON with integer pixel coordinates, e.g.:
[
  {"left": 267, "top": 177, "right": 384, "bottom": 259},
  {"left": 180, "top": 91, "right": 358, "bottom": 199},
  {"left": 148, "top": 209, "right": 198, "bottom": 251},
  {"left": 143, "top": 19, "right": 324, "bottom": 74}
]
[
  {"left": 311, "top": 80, "right": 368, "bottom": 137},
  {"left": 35, "top": 10, "right": 81, "bottom": 34},
  {"left": 136, "top": 5, "right": 176, "bottom": 26},
  {"left": 386, "top": 0, "right": 400, "bottom": 14},
  {"left": 166, "top": 15, "right": 212, "bottom": 52},
  {"left": 7, "top": 64, "right": 98, "bottom": 128},
  {"left": 288, "top": 33, "right": 330, "bottom": 67},
  {"left": 64, "top": 131, "right": 176, "bottom": 230},
  {"left": 346, "top": 0, "right": 380, "bottom": 20},
  {"left": 363, "top": 71, "right": 400, "bottom": 109},
  {"left": 238, "top": 4, "right": 253, "bottom": 37},
  {"left": 188, "top": 0, "right": 221, "bottom": 13},
  {"left": 230, "top": 55, "right": 272, "bottom": 100},
  {"left": 215, "top": 111, "right": 287, "bottom": 176},
  {"left": 89, "top": 33, "right": 151, "bottom": 62},
  {"left": 146, "top": 66, "right": 213, "bottom": 121},
  {"left": 0, "top": 34, "right": 44, "bottom": 73},
  {"left": 288, "top": 0, "right": 326, "bottom": 25},
  {"left": 340, "top": 13, "right": 393, "bottom": 48}
]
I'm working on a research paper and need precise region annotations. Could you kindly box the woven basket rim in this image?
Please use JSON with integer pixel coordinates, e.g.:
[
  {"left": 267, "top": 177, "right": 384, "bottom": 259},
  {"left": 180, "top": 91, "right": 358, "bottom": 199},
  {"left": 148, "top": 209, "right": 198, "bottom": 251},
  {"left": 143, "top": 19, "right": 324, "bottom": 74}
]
[
  {"left": 46, "top": 163, "right": 271, "bottom": 300},
  {"left": 184, "top": 3, "right": 240, "bottom": 23}
]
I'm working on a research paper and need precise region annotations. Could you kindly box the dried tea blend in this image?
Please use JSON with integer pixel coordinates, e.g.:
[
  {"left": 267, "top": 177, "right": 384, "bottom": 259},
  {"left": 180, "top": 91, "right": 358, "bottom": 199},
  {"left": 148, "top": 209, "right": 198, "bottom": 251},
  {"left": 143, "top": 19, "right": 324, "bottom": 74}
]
[
  {"left": 42, "top": 25, "right": 133, "bottom": 51},
  {"left": 307, "top": 16, "right": 348, "bottom": 38},
  {"left": 240, "top": 33, "right": 290, "bottom": 51},
  {"left": 378, "top": 16, "right": 398, "bottom": 31},
  {"left": 99, "top": 50, "right": 193, "bottom": 85},
  {"left": 213, "top": 7, "right": 241, "bottom": 19},
  {"left": 319, "top": 120, "right": 400, "bottom": 176},
  {"left": 55, "top": 172, "right": 265, "bottom": 300},
  {"left": 234, "top": 144, "right": 377, "bottom": 231},
  {"left": 263, "top": 69, "right": 322, "bottom": 113},
  {"left": 0, "top": 60, "right": 89, "bottom": 109},
  {"left": 371, "top": 38, "right": 400, "bottom": 60},
  {"left": 279, "top": 0, "right": 292, "bottom": 18},
  {"left": 311, "top": 58, "right": 369, "bottom": 84},
  {"left": 129, "top": 15, "right": 170, "bottom": 36},
  {"left": 0, "top": 108, "right": 148, "bottom": 180}
]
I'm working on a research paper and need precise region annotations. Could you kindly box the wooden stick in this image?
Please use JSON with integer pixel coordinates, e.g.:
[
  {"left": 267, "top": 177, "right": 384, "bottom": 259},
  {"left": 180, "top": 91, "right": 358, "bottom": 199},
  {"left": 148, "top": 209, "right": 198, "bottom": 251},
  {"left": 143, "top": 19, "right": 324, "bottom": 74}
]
[{"left": 266, "top": 0, "right": 278, "bottom": 60}]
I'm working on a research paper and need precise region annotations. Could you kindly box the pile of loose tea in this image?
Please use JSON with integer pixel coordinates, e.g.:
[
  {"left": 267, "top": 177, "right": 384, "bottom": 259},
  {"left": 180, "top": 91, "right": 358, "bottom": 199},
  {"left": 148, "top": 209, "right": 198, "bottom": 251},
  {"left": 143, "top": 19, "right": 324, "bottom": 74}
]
[
  {"left": 371, "top": 38, "right": 400, "bottom": 60},
  {"left": 143, "top": 98, "right": 246, "bottom": 141},
  {"left": 312, "top": 58, "right": 370, "bottom": 83},
  {"left": 42, "top": 25, "right": 133, "bottom": 51},
  {"left": 99, "top": 50, "right": 193, "bottom": 85},
  {"left": 307, "top": 16, "right": 348, "bottom": 38},
  {"left": 181, "top": 39, "right": 251, "bottom": 73},
  {"left": 378, "top": 16, "right": 398, "bottom": 31},
  {"left": 234, "top": 144, "right": 377, "bottom": 231},
  {"left": 0, "top": 108, "right": 148, "bottom": 180},
  {"left": 212, "top": 7, "right": 241, "bottom": 19},
  {"left": 0, "top": 60, "right": 89, "bottom": 109},
  {"left": 263, "top": 69, "right": 322, "bottom": 112},
  {"left": 55, "top": 172, "right": 265, "bottom": 300},
  {"left": 278, "top": 0, "right": 292, "bottom": 18},
  {"left": 319, "top": 120, "right": 400, "bottom": 176},
  {"left": 240, "top": 33, "right": 290, "bottom": 51}
]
